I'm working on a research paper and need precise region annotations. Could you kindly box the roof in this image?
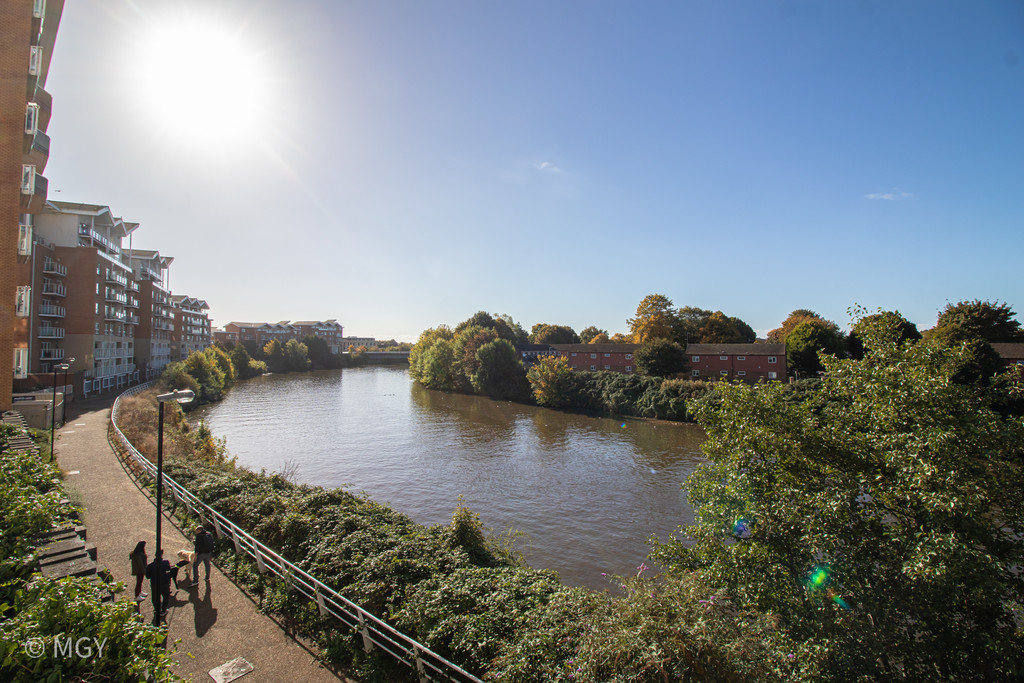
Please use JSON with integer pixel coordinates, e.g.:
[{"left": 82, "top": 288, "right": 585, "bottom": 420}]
[
  {"left": 551, "top": 343, "right": 640, "bottom": 353},
  {"left": 686, "top": 343, "right": 786, "bottom": 355},
  {"left": 992, "top": 343, "right": 1024, "bottom": 360}
]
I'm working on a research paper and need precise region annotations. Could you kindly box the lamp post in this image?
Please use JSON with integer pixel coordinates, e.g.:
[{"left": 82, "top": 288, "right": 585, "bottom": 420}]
[
  {"left": 154, "top": 389, "right": 195, "bottom": 622},
  {"left": 50, "top": 362, "right": 70, "bottom": 460},
  {"left": 62, "top": 358, "right": 75, "bottom": 425}
]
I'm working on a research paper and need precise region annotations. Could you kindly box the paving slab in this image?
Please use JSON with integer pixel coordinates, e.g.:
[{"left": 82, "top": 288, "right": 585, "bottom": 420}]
[{"left": 55, "top": 397, "right": 352, "bottom": 682}]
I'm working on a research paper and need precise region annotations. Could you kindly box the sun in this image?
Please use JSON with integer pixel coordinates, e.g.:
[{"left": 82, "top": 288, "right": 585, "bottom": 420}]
[{"left": 131, "top": 14, "right": 276, "bottom": 148}]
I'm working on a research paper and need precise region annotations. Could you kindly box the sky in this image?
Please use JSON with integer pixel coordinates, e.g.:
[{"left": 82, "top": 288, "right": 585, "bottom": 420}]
[{"left": 43, "top": 0, "right": 1024, "bottom": 341}]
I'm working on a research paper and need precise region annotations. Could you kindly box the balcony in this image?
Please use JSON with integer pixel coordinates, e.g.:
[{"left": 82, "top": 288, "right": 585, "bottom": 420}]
[
  {"left": 20, "top": 170, "right": 47, "bottom": 211},
  {"left": 126, "top": 314, "right": 140, "bottom": 325},
  {"left": 105, "top": 270, "right": 128, "bottom": 287},
  {"left": 39, "top": 304, "right": 65, "bottom": 318},
  {"left": 104, "top": 307, "right": 125, "bottom": 322},
  {"left": 22, "top": 129, "right": 50, "bottom": 169},
  {"left": 104, "top": 289, "right": 127, "bottom": 304},
  {"left": 42, "top": 258, "right": 66, "bottom": 276},
  {"left": 127, "top": 281, "right": 140, "bottom": 292},
  {"left": 34, "top": 87, "right": 53, "bottom": 130},
  {"left": 41, "top": 281, "right": 65, "bottom": 297},
  {"left": 38, "top": 326, "right": 64, "bottom": 339},
  {"left": 126, "top": 296, "right": 139, "bottom": 308},
  {"left": 40, "top": 348, "right": 65, "bottom": 361},
  {"left": 153, "top": 319, "right": 174, "bottom": 331}
]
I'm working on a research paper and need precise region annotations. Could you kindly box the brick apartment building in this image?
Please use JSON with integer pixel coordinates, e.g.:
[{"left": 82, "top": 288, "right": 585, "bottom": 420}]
[
  {"left": 551, "top": 343, "right": 640, "bottom": 372},
  {"left": 221, "top": 320, "right": 345, "bottom": 352},
  {"left": 3, "top": 0, "right": 64, "bottom": 410},
  {"left": 687, "top": 343, "right": 786, "bottom": 382},
  {"left": 128, "top": 250, "right": 174, "bottom": 380},
  {"left": 171, "top": 295, "right": 211, "bottom": 361}
]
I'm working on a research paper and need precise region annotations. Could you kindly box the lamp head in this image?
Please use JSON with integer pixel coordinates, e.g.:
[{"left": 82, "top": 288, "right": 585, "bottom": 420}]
[{"left": 156, "top": 389, "right": 195, "bottom": 404}]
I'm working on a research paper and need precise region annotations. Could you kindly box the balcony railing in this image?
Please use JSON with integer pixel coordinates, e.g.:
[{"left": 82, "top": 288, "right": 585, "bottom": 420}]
[
  {"left": 105, "top": 289, "right": 128, "bottom": 304},
  {"left": 126, "top": 296, "right": 139, "bottom": 308},
  {"left": 40, "top": 348, "right": 65, "bottom": 361},
  {"left": 38, "top": 326, "right": 64, "bottom": 339},
  {"left": 39, "top": 304, "right": 65, "bottom": 318},
  {"left": 105, "top": 270, "right": 128, "bottom": 287},
  {"left": 104, "top": 308, "right": 126, "bottom": 322},
  {"left": 127, "top": 281, "right": 140, "bottom": 292},
  {"left": 126, "top": 314, "right": 140, "bottom": 325},
  {"left": 42, "top": 258, "right": 66, "bottom": 276},
  {"left": 42, "top": 282, "right": 66, "bottom": 297}
]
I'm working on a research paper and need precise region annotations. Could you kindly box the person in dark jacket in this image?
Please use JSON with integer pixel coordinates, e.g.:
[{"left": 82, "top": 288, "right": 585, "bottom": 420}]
[
  {"left": 144, "top": 549, "right": 172, "bottom": 622},
  {"left": 129, "top": 541, "right": 148, "bottom": 602},
  {"left": 192, "top": 525, "right": 215, "bottom": 584}
]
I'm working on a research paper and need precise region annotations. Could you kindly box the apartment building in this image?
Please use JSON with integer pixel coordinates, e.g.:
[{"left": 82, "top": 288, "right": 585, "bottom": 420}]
[
  {"left": 14, "top": 202, "right": 140, "bottom": 395},
  {"left": 222, "top": 320, "right": 344, "bottom": 351},
  {"left": 171, "top": 295, "right": 211, "bottom": 361},
  {"left": 687, "top": 343, "right": 787, "bottom": 382},
  {"left": 3, "top": 0, "right": 64, "bottom": 410},
  {"left": 552, "top": 344, "right": 640, "bottom": 373},
  {"left": 128, "top": 250, "right": 174, "bottom": 380}
]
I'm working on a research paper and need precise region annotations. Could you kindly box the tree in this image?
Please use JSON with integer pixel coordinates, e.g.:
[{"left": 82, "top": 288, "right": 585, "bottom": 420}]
[
  {"left": 847, "top": 310, "right": 921, "bottom": 360},
  {"left": 229, "top": 341, "right": 265, "bottom": 379},
  {"left": 931, "top": 299, "right": 1024, "bottom": 343},
  {"left": 530, "top": 324, "right": 580, "bottom": 345},
  {"left": 526, "top": 355, "right": 574, "bottom": 407},
  {"left": 303, "top": 334, "right": 335, "bottom": 370},
  {"left": 579, "top": 326, "right": 608, "bottom": 344},
  {"left": 284, "top": 339, "right": 310, "bottom": 372},
  {"left": 589, "top": 333, "right": 611, "bottom": 344},
  {"left": 493, "top": 314, "right": 529, "bottom": 344},
  {"left": 628, "top": 294, "right": 680, "bottom": 344},
  {"left": 454, "top": 325, "right": 498, "bottom": 391},
  {"left": 409, "top": 326, "right": 454, "bottom": 385},
  {"left": 609, "top": 333, "right": 632, "bottom": 344},
  {"left": 263, "top": 340, "right": 287, "bottom": 373},
  {"left": 634, "top": 339, "right": 688, "bottom": 378},
  {"left": 471, "top": 339, "right": 529, "bottom": 400},
  {"left": 419, "top": 339, "right": 459, "bottom": 391},
  {"left": 182, "top": 350, "right": 226, "bottom": 403},
  {"left": 767, "top": 309, "right": 837, "bottom": 344},
  {"left": 204, "top": 345, "right": 236, "bottom": 388},
  {"left": 699, "top": 311, "right": 749, "bottom": 344},
  {"left": 785, "top": 319, "right": 845, "bottom": 377},
  {"left": 653, "top": 329, "right": 1024, "bottom": 680}
]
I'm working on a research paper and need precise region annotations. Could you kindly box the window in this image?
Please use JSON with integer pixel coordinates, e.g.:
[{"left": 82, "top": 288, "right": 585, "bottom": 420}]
[
  {"left": 720, "top": 355, "right": 728, "bottom": 360},
  {"left": 590, "top": 353, "right": 597, "bottom": 359},
  {"left": 737, "top": 356, "right": 745, "bottom": 361},
  {"left": 571, "top": 352, "right": 577, "bottom": 357},
  {"left": 604, "top": 365, "right": 611, "bottom": 370},
  {"left": 604, "top": 353, "right": 611, "bottom": 357},
  {"left": 625, "top": 366, "right": 632, "bottom": 372},
  {"left": 18, "top": 224, "right": 32, "bottom": 256},
  {"left": 768, "top": 371, "right": 777, "bottom": 379},
  {"left": 15, "top": 286, "right": 30, "bottom": 317},
  {"left": 625, "top": 353, "right": 632, "bottom": 360},
  {"left": 768, "top": 356, "right": 777, "bottom": 363},
  {"left": 737, "top": 371, "right": 746, "bottom": 376},
  {"left": 590, "top": 365, "right": 597, "bottom": 371},
  {"left": 14, "top": 348, "right": 29, "bottom": 379},
  {"left": 692, "top": 355, "right": 700, "bottom": 362},
  {"left": 33, "top": 0, "right": 46, "bottom": 19},
  {"left": 29, "top": 46, "right": 42, "bottom": 76},
  {"left": 692, "top": 370, "right": 700, "bottom": 377},
  {"left": 21, "top": 165, "right": 36, "bottom": 194},
  {"left": 25, "top": 103, "right": 39, "bottom": 134},
  {"left": 720, "top": 370, "right": 729, "bottom": 375}
]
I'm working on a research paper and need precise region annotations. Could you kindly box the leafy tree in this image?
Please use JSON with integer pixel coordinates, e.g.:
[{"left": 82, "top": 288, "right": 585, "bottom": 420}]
[
  {"left": 579, "top": 326, "right": 608, "bottom": 344},
  {"left": 182, "top": 350, "right": 226, "bottom": 403},
  {"left": 453, "top": 325, "right": 498, "bottom": 391},
  {"left": 263, "top": 340, "right": 287, "bottom": 373},
  {"left": 229, "top": 341, "right": 265, "bottom": 379},
  {"left": 699, "top": 311, "right": 750, "bottom": 343},
  {"left": 847, "top": 310, "right": 921, "bottom": 360},
  {"left": 923, "top": 323, "right": 1006, "bottom": 387},
  {"left": 767, "top": 309, "right": 837, "bottom": 344},
  {"left": 634, "top": 339, "right": 688, "bottom": 378},
  {"left": 589, "top": 332, "right": 610, "bottom": 344},
  {"left": 628, "top": 294, "right": 680, "bottom": 343},
  {"left": 653, "top": 325, "right": 1024, "bottom": 680},
  {"left": 409, "top": 326, "right": 454, "bottom": 384},
  {"left": 727, "top": 316, "right": 757, "bottom": 343},
  {"left": 677, "top": 306, "right": 713, "bottom": 344},
  {"left": 284, "top": 339, "right": 310, "bottom": 372},
  {"left": 785, "top": 319, "right": 845, "bottom": 377},
  {"left": 932, "top": 299, "right": 1024, "bottom": 343},
  {"left": 609, "top": 333, "right": 632, "bottom": 344},
  {"left": 204, "top": 345, "right": 236, "bottom": 388},
  {"left": 471, "top": 339, "right": 529, "bottom": 400},
  {"left": 529, "top": 324, "right": 580, "bottom": 345},
  {"left": 419, "top": 339, "right": 460, "bottom": 391},
  {"left": 493, "top": 314, "right": 529, "bottom": 344},
  {"left": 526, "top": 355, "right": 574, "bottom": 407},
  {"left": 303, "top": 334, "right": 335, "bottom": 369}
]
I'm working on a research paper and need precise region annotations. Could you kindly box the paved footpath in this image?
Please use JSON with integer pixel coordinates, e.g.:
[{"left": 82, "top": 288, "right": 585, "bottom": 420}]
[{"left": 56, "top": 397, "right": 353, "bottom": 682}]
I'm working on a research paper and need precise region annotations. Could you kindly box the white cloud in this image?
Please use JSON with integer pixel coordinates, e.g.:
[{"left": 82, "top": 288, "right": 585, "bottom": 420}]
[
  {"left": 865, "top": 189, "right": 915, "bottom": 201},
  {"left": 537, "top": 161, "right": 563, "bottom": 174}
]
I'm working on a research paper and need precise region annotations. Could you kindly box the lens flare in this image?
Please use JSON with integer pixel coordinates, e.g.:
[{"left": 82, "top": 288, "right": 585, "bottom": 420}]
[{"left": 732, "top": 518, "right": 751, "bottom": 537}]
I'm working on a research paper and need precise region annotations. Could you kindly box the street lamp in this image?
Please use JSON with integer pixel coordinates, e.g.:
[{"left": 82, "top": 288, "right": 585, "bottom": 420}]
[
  {"left": 154, "top": 389, "right": 195, "bottom": 622},
  {"left": 62, "top": 358, "right": 75, "bottom": 425},
  {"left": 50, "top": 362, "right": 70, "bottom": 460}
]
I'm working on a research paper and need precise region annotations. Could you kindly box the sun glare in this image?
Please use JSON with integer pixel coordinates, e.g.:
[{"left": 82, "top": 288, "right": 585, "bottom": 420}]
[{"left": 132, "top": 15, "right": 275, "bottom": 148}]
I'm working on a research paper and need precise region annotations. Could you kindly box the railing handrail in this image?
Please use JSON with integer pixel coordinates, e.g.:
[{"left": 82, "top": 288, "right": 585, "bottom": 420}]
[{"left": 110, "top": 382, "right": 482, "bottom": 683}]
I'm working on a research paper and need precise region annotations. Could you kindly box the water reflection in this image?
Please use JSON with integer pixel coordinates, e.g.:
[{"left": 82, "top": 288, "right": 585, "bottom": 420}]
[{"left": 199, "top": 367, "right": 704, "bottom": 589}]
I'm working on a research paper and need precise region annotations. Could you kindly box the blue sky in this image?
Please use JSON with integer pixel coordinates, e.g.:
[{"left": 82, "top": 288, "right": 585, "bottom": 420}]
[{"left": 44, "top": 1, "right": 1024, "bottom": 341}]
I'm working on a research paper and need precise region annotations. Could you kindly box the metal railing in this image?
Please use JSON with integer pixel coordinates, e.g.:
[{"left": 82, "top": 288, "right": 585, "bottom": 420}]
[{"left": 110, "top": 383, "right": 482, "bottom": 683}]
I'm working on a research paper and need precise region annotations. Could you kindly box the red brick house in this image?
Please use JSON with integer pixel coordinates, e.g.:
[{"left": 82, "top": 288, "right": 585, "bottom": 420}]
[
  {"left": 686, "top": 343, "right": 786, "bottom": 382},
  {"left": 992, "top": 343, "right": 1024, "bottom": 379},
  {"left": 550, "top": 344, "right": 640, "bottom": 373}
]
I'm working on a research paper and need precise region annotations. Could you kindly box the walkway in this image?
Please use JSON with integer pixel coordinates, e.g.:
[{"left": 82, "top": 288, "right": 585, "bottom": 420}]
[{"left": 55, "top": 397, "right": 351, "bottom": 682}]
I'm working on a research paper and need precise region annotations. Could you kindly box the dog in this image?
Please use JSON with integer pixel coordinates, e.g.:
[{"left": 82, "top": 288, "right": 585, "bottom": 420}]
[{"left": 174, "top": 550, "right": 196, "bottom": 588}]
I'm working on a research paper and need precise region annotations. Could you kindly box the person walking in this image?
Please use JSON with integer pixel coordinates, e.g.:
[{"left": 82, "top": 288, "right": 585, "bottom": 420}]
[
  {"left": 192, "top": 525, "right": 215, "bottom": 584},
  {"left": 145, "top": 549, "right": 172, "bottom": 623},
  {"left": 129, "top": 541, "right": 148, "bottom": 602}
]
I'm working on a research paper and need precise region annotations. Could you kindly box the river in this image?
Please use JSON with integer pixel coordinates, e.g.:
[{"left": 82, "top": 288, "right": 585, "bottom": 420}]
[{"left": 197, "top": 366, "right": 705, "bottom": 590}]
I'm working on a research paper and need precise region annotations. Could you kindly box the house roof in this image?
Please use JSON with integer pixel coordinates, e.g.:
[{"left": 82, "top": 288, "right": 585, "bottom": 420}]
[
  {"left": 686, "top": 343, "right": 786, "bottom": 355},
  {"left": 992, "top": 343, "right": 1024, "bottom": 360},
  {"left": 551, "top": 343, "right": 640, "bottom": 353}
]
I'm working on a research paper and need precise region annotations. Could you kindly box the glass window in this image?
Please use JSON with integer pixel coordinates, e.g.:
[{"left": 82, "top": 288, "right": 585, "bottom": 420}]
[
  {"left": 692, "top": 370, "right": 700, "bottom": 377},
  {"left": 720, "top": 355, "right": 728, "bottom": 360},
  {"left": 692, "top": 355, "right": 700, "bottom": 362},
  {"left": 768, "top": 356, "right": 777, "bottom": 363},
  {"left": 737, "top": 356, "right": 745, "bottom": 361}
]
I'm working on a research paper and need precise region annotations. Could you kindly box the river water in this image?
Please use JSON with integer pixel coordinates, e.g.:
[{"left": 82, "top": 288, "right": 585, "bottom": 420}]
[{"left": 197, "top": 366, "right": 705, "bottom": 589}]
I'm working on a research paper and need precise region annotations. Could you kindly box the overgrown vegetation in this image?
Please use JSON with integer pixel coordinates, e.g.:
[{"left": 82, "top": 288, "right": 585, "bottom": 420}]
[{"left": 0, "top": 425, "right": 177, "bottom": 681}]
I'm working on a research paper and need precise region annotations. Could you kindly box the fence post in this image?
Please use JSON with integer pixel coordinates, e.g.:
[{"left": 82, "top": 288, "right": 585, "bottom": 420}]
[
  {"left": 253, "top": 545, "right": 267, "bottom": 574},
  {"left": 358, "top": 612, "right": 374, "bottom": 653},
  {"left": 212, "top": 514, "right": 224, "bottom": 539},
  {"left": 414, "top": 645, "right": 428, "bottom": 683},
  {"left": 316, "top": 588, "right": 328, "bottom": 618}
]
